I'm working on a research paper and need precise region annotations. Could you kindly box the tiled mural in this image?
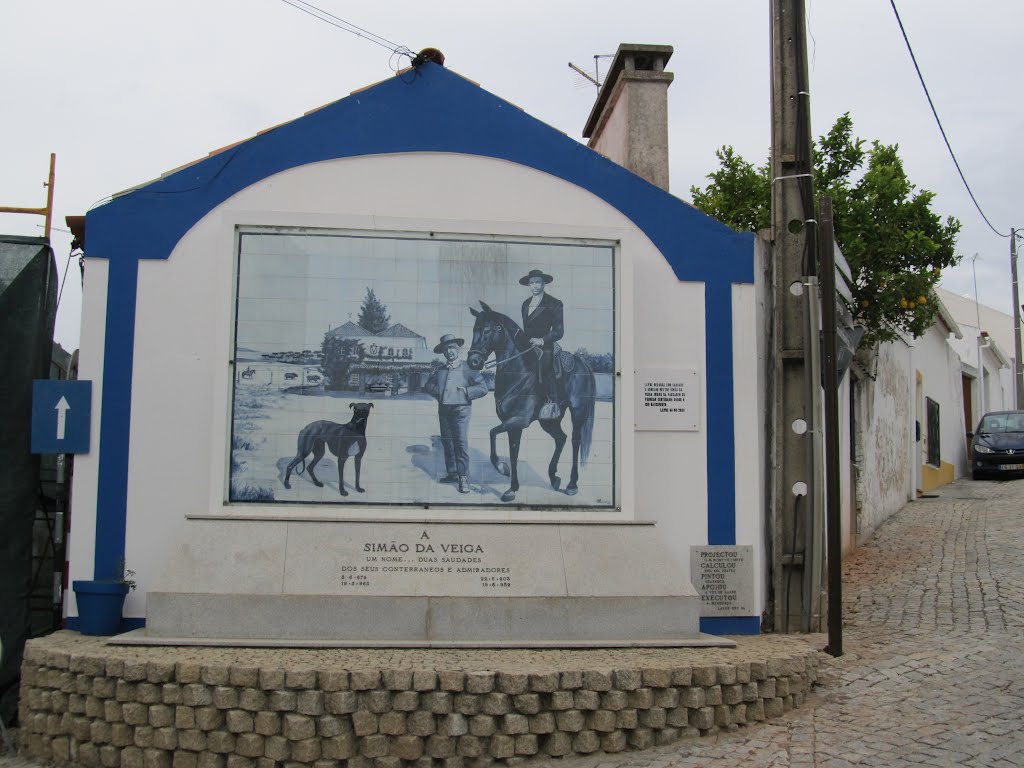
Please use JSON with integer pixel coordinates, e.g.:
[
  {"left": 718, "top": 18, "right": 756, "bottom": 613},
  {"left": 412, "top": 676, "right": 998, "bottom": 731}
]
[{"left": 230, "top": 229, "right": 615, "bottom": 509}]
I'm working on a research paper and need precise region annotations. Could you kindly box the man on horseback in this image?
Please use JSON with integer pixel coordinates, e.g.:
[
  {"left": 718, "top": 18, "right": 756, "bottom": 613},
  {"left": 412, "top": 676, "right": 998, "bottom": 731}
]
[
  {"left": 520, "top": 269, "right": 564, "bottom": 418},
  {"left": 467, "top": 300, "right": 596, "bottom": 502}
]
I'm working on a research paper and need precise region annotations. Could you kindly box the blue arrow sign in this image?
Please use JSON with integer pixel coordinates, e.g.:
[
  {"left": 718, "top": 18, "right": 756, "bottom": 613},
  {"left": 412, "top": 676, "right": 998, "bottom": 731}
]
[{"left": 32, "top": 380, "right": 92, "bottom": 454}]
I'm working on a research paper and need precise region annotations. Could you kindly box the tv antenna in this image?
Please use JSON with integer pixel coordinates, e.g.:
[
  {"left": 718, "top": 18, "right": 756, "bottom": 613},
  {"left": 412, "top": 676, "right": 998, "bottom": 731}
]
[{"left": 568, "top": 54, "right": 613, "bottom": 91}]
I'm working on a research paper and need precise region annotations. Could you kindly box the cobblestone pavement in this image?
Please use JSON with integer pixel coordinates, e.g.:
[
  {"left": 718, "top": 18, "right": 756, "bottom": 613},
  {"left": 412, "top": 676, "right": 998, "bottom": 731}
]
[
  {"left": 552, "top": 477, "right": 1024, "bottom": 768},
  {"left": 3, "top": 476, "right": 1022, "bottom": 767}
]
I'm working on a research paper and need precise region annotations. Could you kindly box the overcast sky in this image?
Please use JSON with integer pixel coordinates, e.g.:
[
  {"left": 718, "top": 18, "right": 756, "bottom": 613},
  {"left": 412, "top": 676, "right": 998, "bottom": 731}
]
[{"left": 3, "top": 1, "right": 1022, "bottom": 351}]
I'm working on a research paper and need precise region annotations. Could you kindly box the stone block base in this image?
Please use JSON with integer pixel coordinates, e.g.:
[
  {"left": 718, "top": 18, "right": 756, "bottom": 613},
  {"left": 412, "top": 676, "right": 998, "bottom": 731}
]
[{"left": 17, "top": 632, "right": 823, "bottom": 767}]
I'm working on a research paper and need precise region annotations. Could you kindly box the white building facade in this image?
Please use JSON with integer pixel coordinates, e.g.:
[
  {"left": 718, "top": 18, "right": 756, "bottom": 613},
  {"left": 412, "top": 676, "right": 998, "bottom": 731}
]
[{"left": 68, "top": 59, "right": 765, "bottom": 640}]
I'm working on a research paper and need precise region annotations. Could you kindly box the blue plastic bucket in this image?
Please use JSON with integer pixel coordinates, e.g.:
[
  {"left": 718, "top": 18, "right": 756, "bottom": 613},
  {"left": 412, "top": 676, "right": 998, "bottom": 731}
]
[{"left": 72, "top": 580, "right": 129, "bottom": 636}]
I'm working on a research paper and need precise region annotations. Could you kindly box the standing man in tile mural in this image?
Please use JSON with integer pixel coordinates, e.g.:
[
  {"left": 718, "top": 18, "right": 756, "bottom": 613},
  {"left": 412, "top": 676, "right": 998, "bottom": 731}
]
[
  {"left": 424, "top": 334, "right": 489, "bottom": 493},
  {"left": 520, "top": 269, "right": 564, "bottom": 418}
]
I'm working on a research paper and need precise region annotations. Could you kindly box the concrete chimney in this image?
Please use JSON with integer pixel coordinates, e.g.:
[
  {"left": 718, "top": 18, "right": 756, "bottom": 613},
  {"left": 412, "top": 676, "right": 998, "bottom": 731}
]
[{"left": 583, "top": 44, "right": 674, "bottom": 191}]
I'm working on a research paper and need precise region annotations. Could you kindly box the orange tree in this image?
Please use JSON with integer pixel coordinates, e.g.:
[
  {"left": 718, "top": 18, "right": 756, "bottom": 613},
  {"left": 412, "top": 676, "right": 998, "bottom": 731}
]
[{"left": 690, "top": 114, "right": 961, "bottom": 346}]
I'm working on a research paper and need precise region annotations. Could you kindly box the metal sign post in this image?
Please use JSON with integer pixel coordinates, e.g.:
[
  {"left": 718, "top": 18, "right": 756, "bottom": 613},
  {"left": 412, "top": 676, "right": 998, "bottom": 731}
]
[
  {"left": 819, "top": 198, "right": 842, "bottom": 657},
  {"left": 1011, "top": 229, "right": 1023, "bottom": 409}
]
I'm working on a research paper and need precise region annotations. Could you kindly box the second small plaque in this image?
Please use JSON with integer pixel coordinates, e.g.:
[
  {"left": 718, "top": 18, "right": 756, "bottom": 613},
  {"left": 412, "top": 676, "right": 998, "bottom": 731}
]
[{"left": 635, "top": 368, "right": 700, "bottom": 431}]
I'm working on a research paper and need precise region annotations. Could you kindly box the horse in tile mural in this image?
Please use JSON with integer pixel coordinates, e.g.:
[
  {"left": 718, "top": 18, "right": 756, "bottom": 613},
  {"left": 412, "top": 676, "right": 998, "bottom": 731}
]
[{"left": 467, "top": 302, "right": 596, "bottom": 503}]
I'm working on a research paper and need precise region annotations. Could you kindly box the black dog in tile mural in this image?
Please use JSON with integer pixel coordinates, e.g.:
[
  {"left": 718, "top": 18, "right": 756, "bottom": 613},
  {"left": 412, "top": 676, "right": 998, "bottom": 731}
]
[{"left": 283, "top": 403, "right": 373, "bottom": 496}]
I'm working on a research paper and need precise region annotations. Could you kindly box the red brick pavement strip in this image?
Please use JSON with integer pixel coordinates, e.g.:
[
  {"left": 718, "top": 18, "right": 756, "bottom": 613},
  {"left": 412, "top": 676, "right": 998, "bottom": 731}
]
[
  {"left": 553, "top": 477, "right": 1024, "bottom": 768},
  {"left": 4, "top": 477, "right": 1023, "bottom": 768}
]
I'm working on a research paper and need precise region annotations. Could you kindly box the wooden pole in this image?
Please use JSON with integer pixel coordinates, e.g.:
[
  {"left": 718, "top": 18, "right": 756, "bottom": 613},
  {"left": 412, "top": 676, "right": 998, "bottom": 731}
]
[
  {"left": 44, "top": 153, "right": 56, "bottom": 241},
  {"left": 0, "top": 153, "right": 56, "bottom": 242}
]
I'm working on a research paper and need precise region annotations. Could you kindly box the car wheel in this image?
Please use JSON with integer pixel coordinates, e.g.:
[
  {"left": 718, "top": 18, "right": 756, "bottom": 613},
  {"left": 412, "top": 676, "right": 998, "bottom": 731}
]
[{"left": 973, "top": 469, "right": 985, "bottom": 481}]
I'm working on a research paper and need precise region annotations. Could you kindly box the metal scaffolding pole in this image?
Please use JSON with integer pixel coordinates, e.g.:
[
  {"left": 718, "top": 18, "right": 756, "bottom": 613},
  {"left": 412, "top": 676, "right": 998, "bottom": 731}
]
[{"left": 1011, "top": 229, "right": 1023, "bottom": 409}]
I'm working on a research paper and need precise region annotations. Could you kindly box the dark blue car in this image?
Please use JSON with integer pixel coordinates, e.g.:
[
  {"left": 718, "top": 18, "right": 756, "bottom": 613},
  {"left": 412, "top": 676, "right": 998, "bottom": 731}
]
[{"left": 971, "top": 410, "right": 1024, "bottom": 480}]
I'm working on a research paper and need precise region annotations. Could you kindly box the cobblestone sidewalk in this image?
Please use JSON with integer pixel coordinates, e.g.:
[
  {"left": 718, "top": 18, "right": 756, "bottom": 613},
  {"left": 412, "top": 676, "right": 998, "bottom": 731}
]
[
  {"left": 555, "top": 477, "right": 1024, "bottom": 767},
  {"left": 3, "top": 476, "right": 1022, "bottom": 767}
]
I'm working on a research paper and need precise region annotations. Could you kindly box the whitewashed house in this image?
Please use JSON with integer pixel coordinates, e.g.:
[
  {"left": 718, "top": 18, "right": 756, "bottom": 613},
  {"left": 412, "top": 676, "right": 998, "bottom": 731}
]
[
  {"left": 842, "top": 294, "right": 970, "bottom": 549},
  {"left": 937, "top": 286, "right": 1015, "bottom": 429},
  {"left": 67, "top": 47, "right": 766, "bottom": 642}
]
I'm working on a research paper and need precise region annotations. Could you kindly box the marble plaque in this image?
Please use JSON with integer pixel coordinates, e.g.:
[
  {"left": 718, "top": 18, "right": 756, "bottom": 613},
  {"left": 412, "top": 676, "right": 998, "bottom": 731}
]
[
  {"left": 634, "top": 368, "right": 700, "bottom": 431},
  {"left": 143, "top": 520, "right": 714, "bottom": 645},
  {"left": 689, "top": 545, "right": 754, "bottom": 616},
  {"left": 282, "top": 523, "right": 566, "bottom": 597}
]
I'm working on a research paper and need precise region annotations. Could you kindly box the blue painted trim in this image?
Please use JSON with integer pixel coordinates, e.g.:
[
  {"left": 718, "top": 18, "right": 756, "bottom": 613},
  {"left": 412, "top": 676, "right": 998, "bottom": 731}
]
[
  {"left": 87, "top": 65, "right": 753, "bottom": 283},
  {"left": 700, "top": 616, "right": 761, "bottom": 635},
  {"left": 83, "top": 63, "right": 751, "bottom": 582},
  {"left": 64, "top": 617, "right": 146, "bottom": 633},
  {"left": 705, "top": 281, "right": 737, "bottom": 545},
  {"left": 93, "top": 258, "right": 138, "bottom": 581}
]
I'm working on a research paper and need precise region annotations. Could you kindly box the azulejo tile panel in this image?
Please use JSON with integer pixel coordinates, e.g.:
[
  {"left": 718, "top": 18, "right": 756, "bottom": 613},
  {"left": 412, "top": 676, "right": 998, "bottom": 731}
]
[{"left": 229, "top": 229, "right": 617, "bottom": 510}]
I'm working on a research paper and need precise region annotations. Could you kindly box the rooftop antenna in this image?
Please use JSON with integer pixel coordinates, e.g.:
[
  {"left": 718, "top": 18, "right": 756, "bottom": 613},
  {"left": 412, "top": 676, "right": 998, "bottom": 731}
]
[{"left": 568, "top": 54, "right": 613, "bottom": 91}]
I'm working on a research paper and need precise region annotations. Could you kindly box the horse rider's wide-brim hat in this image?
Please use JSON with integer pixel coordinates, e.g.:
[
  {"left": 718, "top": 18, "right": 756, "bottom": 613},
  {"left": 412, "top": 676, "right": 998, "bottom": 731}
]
[
  {"left": 434, "top": 333, "right": 465, "bottom": 354},
  {"left": 519, "top": 269, "right": 554, "bottom": 286}
]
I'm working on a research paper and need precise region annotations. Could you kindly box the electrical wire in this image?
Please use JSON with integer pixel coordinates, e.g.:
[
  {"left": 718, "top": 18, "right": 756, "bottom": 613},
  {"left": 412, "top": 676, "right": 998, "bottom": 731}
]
[
  {"left": 55, "top": 243, "right": 76, "bottom": 314},
  {"left": 85, "top": 2, "right": 418, "bottom": 212},
  {"left": 807, "top": 0, "right": 817, "bottom": 71},
  {"left": 278, "top": 0, "right": 416, "bottom": 67},
  {"left": 279, "top": 0, "right": 394, "bottom": 49},
  {"left": 889, "top": 0, "right": 1008, "bottom": 238}
]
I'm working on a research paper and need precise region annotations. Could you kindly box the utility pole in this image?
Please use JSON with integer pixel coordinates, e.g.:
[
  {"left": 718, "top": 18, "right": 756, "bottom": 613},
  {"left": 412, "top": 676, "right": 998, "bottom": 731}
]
[
  {"left": 769, "top": 0, "right": 822, "bottom": 632},
  {"left": 1011, "top": 229, "right": 1023, "bottom": 409}
]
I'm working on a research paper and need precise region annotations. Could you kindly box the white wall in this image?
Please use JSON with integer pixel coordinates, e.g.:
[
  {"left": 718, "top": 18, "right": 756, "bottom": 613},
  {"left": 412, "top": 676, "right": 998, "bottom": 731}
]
[
  {"left": 72, "top": 152, "right": 762, "bottom": 620},
  {"left": 850, "top": 340, "right": 914, "bottom": 542},
  {"left": 752, "top": 238, "right": 770, "bottom": 612},
  {"left": 911, "top": 322, "right": 968, "bottom": 478},
  {"left": 945, "top": 323, "right": 1011, "bottom": 423},
  {"left": 980, "top": 344, "right": 1012, "bottom": 413},
  {"left": 937, "top": 287, "right": 1016, "bottom": 361},
  {"left": 66, "top": 258, "right": 109, "bottom": 613},
  {"left": 937, "top": 287, "right": 1015, "bottom": 419},
  {"left": 996, "top": 367, "right": 1014, "bottom": 413}
]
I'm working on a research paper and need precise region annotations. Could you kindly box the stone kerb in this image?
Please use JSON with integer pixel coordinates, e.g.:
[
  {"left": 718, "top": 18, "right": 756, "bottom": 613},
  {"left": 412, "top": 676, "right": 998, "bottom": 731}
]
[{"left": 18, "top": 633, "right": 821, "bottom": 768}]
